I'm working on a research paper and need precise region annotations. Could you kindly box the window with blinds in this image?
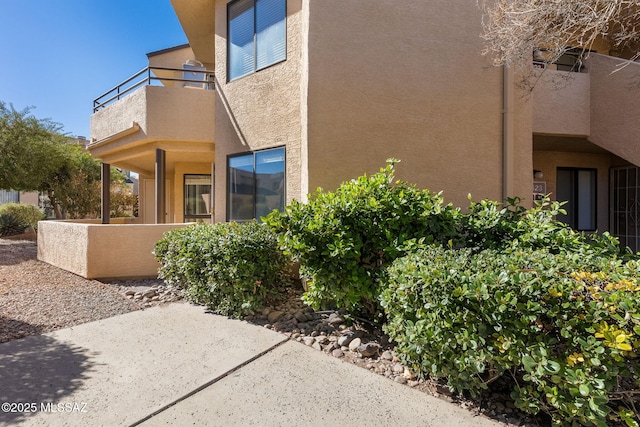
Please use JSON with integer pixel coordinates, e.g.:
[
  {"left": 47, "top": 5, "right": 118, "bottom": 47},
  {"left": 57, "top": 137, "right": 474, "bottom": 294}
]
[{"left": 228, "top": 0, "right": 286, "bottom": 81}]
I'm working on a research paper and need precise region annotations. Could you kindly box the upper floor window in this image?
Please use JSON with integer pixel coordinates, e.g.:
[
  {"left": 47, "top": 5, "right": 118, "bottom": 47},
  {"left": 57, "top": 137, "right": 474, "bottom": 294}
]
[{"left": 228, "top": 0, "right": 286, "bottom": 81}]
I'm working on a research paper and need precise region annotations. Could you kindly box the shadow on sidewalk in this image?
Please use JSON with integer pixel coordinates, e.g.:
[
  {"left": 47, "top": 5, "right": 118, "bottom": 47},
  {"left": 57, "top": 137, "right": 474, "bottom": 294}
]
[{"left": 0, "top": 330, "right": 97, "bottom": 425}]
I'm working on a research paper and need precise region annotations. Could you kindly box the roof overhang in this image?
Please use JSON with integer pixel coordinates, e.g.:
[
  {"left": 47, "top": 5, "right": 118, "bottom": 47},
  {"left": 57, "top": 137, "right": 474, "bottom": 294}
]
[{"left": 170, "top": 0, "right": 215, "bottom": 66}]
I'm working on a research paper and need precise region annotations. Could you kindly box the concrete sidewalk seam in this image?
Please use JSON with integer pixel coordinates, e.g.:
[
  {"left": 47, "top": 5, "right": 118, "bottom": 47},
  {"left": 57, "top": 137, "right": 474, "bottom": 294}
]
[{"left": 127, "top": 336, "right": 290, "bottom": 427}]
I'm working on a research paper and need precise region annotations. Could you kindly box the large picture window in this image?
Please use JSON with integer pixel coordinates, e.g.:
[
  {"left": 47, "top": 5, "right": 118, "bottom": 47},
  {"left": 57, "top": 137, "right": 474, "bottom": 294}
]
[
  {"left": 228, "top": 147, "right": 285, "bottom": 221},
  {"left": 228, "top": 0, "right": 286, "bottom": 81},
  {"left": 556, "top": 168, "right": 597, "bottom": 231}
]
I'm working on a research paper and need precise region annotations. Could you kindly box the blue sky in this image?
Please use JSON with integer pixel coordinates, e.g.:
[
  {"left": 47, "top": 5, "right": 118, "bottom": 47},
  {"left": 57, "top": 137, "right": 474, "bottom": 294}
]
[{"left": 0, "top": 0, "right": 187, "bottom": 138}]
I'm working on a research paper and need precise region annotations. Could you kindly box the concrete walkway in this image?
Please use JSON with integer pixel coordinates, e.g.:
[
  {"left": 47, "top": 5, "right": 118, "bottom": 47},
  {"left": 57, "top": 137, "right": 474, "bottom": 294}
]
[{"left": 0, "top": 304, "right": 505, "bottom": 427}]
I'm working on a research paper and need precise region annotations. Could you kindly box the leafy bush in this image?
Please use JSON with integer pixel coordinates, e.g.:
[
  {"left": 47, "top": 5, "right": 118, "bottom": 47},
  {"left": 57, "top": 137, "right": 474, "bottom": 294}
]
[
  {"left": 461, "top": 196, "right": 622, "bottom": 256},
  {"left": 154, "top": 221, "right": 291, "bottom": 317},
  {"left": 265, "top": 160, "right": 459, "bottom": 317},
  {"left": 382, "top": 245, "right": 640, "bottom": 426},
  {"left": 0, "top": 203, "right": 45, "bottom": 231}
]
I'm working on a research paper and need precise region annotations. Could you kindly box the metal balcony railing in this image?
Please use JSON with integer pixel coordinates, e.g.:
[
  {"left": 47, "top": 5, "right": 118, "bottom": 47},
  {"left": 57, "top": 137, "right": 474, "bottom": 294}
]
[{"left": 93, "top": 66, "right": 215, "bottom": 112}]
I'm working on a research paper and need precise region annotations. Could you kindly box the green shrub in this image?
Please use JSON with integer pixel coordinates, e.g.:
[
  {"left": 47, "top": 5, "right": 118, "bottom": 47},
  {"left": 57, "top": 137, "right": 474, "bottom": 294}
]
[
  {"left": 0, "top": 203, "right": 45, "bottom": 231},
  {"left": 0, "top": 213, "right": 25, "bottom": 237},
  {"left": 154, "top": 221, "right": 291, "bottom": 317},
  {"left": 382, "top": 245, "right": 640, "bottom": 426},
  {"left": 462, "top": 196, "right": 622, "bottom": 256},
  {"left": 265, "top": 160, "right": 460, "bottom": 318}
]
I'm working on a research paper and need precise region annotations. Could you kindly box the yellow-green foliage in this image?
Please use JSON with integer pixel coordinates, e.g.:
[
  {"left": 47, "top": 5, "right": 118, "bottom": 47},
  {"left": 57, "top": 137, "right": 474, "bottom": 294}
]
[{"left": 383, "top": 247, "right": 640, "bottom": 426}]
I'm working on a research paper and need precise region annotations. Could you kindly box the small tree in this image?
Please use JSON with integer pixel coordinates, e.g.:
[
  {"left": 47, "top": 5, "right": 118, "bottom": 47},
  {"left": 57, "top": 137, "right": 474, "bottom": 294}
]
[
  {"left": 47, "top": 145, "right": 101, "bottom": 219},
  {"left": 0, "top": 102, "right": 69, "bottom": 208},
  {"left": 0, "top": 101, "right": 137, "bottom": 219},
  {"left": 109, "top": 174, "right": 138, "bottom": 218}
]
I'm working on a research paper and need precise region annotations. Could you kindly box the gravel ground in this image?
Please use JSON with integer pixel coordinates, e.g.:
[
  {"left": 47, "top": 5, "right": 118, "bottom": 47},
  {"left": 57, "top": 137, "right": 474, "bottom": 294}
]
[{"left": 0, "top": 238, "right": 152, "bottom": 343}]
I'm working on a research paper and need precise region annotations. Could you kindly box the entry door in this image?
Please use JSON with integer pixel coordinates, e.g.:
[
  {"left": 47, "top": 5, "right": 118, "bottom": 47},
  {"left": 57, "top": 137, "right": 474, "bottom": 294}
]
[{"left": 611, "top": 167, "right": 640, "bottom": 252}]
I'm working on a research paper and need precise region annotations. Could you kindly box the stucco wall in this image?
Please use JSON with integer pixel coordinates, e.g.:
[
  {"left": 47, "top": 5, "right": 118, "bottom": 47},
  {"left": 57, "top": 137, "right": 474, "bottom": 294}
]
[
  {"left": 213, "top": 0, "right": 303, "bottom": 222},
  {"left": 208, "top": 0, "right": 536, "bottom": 216},
  {"left": 587, "top": 54, "right": 640, "bottom": 167},
  {"left": 38, "top": 221, "right": 190, "bottom": 279},
  {"left": 146, "top": 86, "right": 215, "bottom": 142},
  {"left": 91, "top": 88, "right": 147, "bottom": 145},
  {"left": 148, "top": 45, "right": 194, "bottom": 69},
  {"left": 533, "top": 70, "right": 590, "bottom": 137},
  {"left": 91, "top": 86, "right": 215, "bottom": 147},
  {"left": 303, "top": 0, "right": 531, "bottom": 208}
]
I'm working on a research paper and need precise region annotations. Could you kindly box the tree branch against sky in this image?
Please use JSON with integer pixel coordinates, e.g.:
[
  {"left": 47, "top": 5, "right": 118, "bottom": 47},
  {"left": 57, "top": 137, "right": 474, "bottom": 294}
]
[
  {"left": 0, "top": 101, "right": 136, "bottom": 219},
  {"left": 479, "top": 0, "right": 640, "bottom": 72}
]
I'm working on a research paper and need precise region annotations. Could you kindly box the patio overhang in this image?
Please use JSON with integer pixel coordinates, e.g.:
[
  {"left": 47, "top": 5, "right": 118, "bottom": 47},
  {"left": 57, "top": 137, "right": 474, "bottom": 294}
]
[{"left": 89, "top": 136, "right": 215, "bottom": 178}]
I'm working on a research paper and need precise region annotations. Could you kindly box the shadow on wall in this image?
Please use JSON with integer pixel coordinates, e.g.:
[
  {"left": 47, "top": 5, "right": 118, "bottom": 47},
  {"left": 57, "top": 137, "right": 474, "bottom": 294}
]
[{"left": 0, "top": 332, "right": 96, "bottom": 425}]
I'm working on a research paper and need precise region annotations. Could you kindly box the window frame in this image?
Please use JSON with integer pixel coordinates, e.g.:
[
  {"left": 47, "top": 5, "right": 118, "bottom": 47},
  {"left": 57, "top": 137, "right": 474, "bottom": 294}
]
[
  {"left": 226, "top": 146, "right": 286, "bottom": 221},
  {"left": 183, "top": 174, "right": 212, "bottom": 222},
  {"left": 227, "top": 0, "right": 287, "bottom": 82}
]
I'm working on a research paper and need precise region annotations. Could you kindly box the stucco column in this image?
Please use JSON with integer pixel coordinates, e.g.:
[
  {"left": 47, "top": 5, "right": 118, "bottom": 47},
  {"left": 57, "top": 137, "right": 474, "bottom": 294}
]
[
  {"left": 101, "top": 163, "right": 110, "bottom": 224},
  {"left": 155, "top": 148, "right": 166, "bottom": 224},
  {"left": 502, "top": 64, "right": 515, "bottom": 201}
]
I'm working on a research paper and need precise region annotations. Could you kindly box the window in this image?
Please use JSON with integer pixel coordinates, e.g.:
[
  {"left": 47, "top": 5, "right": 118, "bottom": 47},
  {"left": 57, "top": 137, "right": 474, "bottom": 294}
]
[
  {"left": 228, "top": 147, "right": 285, "bottom": 221},
  {"left": 611, "top": 167, "right": 640, "bottom": 252},
  {"left": 184, "top": 174, "right": 212, "bottom": 222},
  {"left": 228, "top": 0, "right": 286, "bottom": 81},
  {"left": 556, "top": 168, "right": 596, "bottom": 231}
]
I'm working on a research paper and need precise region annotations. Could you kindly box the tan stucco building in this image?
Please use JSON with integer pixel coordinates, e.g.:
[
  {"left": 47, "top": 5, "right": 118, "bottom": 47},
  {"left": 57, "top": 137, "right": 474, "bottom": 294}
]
[{"left": 39, "top": 0, "right": 640, "bottom": 278}]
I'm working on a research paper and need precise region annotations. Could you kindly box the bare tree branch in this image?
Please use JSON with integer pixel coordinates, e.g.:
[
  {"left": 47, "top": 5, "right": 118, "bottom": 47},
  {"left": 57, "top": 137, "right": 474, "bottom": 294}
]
[{"left": 479, "top": 0, "right": 640, "bottom": 73}]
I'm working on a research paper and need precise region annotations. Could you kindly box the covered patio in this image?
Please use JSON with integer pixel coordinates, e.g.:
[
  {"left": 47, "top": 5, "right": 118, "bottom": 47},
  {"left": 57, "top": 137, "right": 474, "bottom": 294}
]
[{"left": 37, "top": 45, "right": 216, "bottom": 279}]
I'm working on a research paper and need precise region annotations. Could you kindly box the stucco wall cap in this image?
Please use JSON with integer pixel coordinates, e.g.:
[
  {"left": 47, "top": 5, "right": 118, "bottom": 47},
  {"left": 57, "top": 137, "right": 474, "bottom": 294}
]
[{"left": 89, "top": 122, "right": 141, "bottom": 149}]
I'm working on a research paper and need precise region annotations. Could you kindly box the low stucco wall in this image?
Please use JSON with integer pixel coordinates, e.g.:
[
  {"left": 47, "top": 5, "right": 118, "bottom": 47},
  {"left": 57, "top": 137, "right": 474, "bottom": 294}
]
[{"left": 37, "top": 220, "right": 190, "bottom": 279}]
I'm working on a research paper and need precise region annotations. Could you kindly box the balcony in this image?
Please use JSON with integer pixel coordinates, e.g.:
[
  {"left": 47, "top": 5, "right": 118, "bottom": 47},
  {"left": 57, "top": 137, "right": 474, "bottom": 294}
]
[
  {"left": 533, "top": 53, "right": 640, "bottom": 166},
  {"left": 89, "top": 66, "right": 216, "bottom": 175},
  {"left": 532, "top": 68, "right": 591, "bottom": 137},
  {"left": 93, "top": 65, "right": 214, "bottom": 112}
]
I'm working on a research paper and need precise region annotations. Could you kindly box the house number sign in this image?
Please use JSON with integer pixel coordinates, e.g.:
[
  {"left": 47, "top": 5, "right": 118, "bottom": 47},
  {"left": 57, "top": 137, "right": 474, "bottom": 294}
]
[{"left": 533, "top": 181, "right": 546, "bottom": 201}]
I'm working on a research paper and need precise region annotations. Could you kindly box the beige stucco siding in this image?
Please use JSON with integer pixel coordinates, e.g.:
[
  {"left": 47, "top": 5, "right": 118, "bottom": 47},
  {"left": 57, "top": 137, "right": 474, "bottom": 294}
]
[
  {"left": 303, "top": 0, "right": 531, "bottom": 208},
  {"left": 91, "top": 86, "right": 215, "bottom": 148},
  {"left": 587, "top": 54, "right": 640, "bottom": 167},
  {"left": 213, "top": 0, "right": 303, "bottom": 222},
  {"left": 38, "top": 220, "right": 188, "bottom": 279},
  {"left": 533, "top": 71, "right": 590, "bottom": 137}
]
